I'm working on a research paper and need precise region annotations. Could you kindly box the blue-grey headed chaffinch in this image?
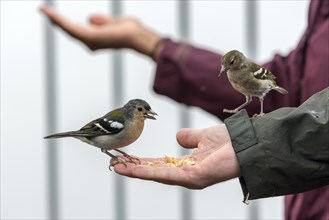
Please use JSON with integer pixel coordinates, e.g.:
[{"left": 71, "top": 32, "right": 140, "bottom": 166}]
[
  {"left": 44, "top": 99, "right": 157, "bottom": 168},
  {"left": 219, "top": 50, "right": 288, "bottom": 116}
]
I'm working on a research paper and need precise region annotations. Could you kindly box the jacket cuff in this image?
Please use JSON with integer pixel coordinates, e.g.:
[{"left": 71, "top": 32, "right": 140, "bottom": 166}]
[
  {"left": 224, "top": 110, "right": 274, "bottom": 201},
  {"left": 153, "top": 38, "right": 192, "bottom": 102},
  {"left": 153, "top": 39, "right": 185, "bottom": 102}
]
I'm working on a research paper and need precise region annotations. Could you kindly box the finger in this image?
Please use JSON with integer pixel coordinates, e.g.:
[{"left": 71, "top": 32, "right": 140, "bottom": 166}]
[
  {"left": 40, "top": 6, "right": 91, "bottom": 41},
  {"left": 40, "top": 6, "right": 67, "bottom": 25},
  {"left": 89, "top": 14, "right": 114, "bottom": 26},
  {"left": 125, "top": 165, "right": 194, "bottom": 187},
  {"left": 113, "top": 163, "right": 135, "bottom": 177},
  {"left": 176, "top": 128, "right": 203, "bottom": 149}
]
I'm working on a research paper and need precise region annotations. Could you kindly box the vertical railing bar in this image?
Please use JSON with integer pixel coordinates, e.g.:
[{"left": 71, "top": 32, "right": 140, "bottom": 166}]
[
  {"left": 44, "top": 0, "right": 59, "bottom": 219},
  {"left": 110, "top": 1, "right": 126, "bottom": 220},
  {"left": 246, "top": 1, "right": 257, "bottom": 60},
  {"left": 245, "top": 1, "right": 259, "bottom": 219},
  {"left": 178, "top": 1, "right": 192, "bottom": 219},
  {"left": 111, "top": 2, "right": 124, "bottom": 106}
]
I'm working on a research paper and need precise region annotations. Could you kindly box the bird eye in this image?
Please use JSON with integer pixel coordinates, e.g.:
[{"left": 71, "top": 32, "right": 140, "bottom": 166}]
[
  {"left": 230, "top": 59, "right": 235, "bottom": 65},
  {"left": 137, "top": 107, "right": 143, "bottom": 112}
]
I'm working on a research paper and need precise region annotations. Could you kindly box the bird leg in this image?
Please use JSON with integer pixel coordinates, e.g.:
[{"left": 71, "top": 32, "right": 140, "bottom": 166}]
[
  {"left": 114, "top": 149, "right": 141, "bottom": 165},
  {"left": 101, "top": 148, "right": 116, "bottom": 158},
  {"left": 223, "top": 96, "right": 252, "bottom": 113},
  {"left": 253, "top": 96, "right": 265, "bottom": 117},
  {"left": 101, "top": 148, "right": 128, "bottom": 171}
]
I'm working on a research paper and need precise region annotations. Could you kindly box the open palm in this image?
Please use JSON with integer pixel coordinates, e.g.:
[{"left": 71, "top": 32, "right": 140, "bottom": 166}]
[
  {"left": 113, "top": 124, "right": 241, "bottom": 189},
  {"left": 40, "top": 6, "right": 159, "bottom": 54}
]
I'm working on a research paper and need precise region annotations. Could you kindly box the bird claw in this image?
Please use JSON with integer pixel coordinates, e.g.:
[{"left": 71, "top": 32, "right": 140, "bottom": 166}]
[
  {"left": 114, "top": 149, "right": 141, "bottom": 165},
  {"left": 122, "top": 154, "right": 141, "bottom": 165},
  {"left": 109, "top": 156, "right": 128, "bottom": 171},
  {"left": 223, "top": 109, "right": 238, "bottom": 114},
  {"left": 108, "top": 154, "right": 141, "bottom": 171},
  {"left": 253, "top": 113, "right": 265, "bottom": 117}
]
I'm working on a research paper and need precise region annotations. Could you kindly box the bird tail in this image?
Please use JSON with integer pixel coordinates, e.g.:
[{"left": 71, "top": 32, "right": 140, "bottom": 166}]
[
  {"left": 44, "top": 130, "right": 91, "bottom": 139},
  {"left": 274, "top": 86, "right": 288, "bottom": 94}
]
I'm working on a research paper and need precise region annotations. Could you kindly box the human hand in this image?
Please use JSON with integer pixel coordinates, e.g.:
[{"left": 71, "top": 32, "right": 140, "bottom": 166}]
[
  {"left": 112, "top": 124, "right": 241, "bottom": 189},
  {"left": 39, "top": 6, "right": 162, "bottom": 58}
]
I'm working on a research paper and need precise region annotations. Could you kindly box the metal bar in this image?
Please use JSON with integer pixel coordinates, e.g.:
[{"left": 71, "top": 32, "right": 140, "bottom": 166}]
[
  {"left": 246, "top": 0, "right": 257, "bottom": 60},
  {"left": 178, "top": 1, "right": 192, "bottom": 219},
  {"left": 245, "top": 1, "right": 259, "bottom": 219},
  {"left": 111, "top": 1, "right": 124, "bottom": 106},
  {"left": 110, "top": 1, "right": 126, "bottom": 220},
  {"left": 44, "top": 0, "right": 59, "bottom": 219}
]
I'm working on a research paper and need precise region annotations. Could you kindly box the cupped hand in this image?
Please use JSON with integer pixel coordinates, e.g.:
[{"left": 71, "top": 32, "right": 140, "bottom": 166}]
[{"left": 112, "top": 124, "right": 241, "bottom": 189}]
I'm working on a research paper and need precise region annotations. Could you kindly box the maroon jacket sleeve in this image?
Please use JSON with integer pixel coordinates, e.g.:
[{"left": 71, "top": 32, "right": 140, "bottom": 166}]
[
  {"left": 153, "top": 39, "right": 295, "bottom": 120},
  {"left": 153, "top": 1, "right": 328, "bottom": 122}
]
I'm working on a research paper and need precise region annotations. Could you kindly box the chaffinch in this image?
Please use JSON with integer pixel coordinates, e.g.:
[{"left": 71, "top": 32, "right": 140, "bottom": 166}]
[
  {"left": 219, "top": 50, "right": 288, "bottom": 116},
  {"left": 44, "top": 99, "right": 157, "bottom": 168}
]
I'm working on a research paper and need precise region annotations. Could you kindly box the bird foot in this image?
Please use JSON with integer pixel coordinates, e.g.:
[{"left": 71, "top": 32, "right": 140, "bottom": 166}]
[
  {"left": 108, "top": 154, "right": 141, "bottom": 171},
  {"left": 123, "top": 154, "right": 141, "bottom": 165},
  {"left": 115, "top": 150, "right": 141, "bottom": 165},
  {"left": 253, "top": 113, "right": 265, "bottom": 117},
  {"left": 109, "top": 156, "right": 128, "bottom": 171},
  {"left": 223, "top": 109, "right": 238, "bottom": 114}
]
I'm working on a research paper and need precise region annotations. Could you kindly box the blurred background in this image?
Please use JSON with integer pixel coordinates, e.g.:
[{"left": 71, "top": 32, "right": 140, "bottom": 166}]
[{"left": 1, "top": 0, "right": 309, "bottom": 219}]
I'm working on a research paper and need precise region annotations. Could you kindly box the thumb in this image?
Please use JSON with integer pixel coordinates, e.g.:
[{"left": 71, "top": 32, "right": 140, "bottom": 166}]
[
  {"left": 176, "top": 128, "right": 203, "bottom": 149},
  {"left": 89, "top": 14, "right": 113, "bottom": 25}
]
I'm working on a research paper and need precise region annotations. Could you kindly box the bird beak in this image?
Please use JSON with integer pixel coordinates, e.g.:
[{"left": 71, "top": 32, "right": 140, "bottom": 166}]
[
  {"left": 144, "top": 110, "right": 157, "bottom": 120},
  {"left": 219, "top": 65, "right": 226, "bottom": 77}
]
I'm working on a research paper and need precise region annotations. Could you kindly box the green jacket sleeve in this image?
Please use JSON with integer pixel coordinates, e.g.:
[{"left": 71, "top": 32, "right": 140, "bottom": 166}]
[{"left": 224, "top": 87, "right": 329, "bottom": 201}]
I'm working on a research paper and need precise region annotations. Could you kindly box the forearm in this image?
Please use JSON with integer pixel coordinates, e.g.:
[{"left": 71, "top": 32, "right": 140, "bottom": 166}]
[
  {"left": 129, "top": 22, "right": 163, "bottom": 59},
  {"left": 224, "top": 87, "right": 329, "bottom": 200}
]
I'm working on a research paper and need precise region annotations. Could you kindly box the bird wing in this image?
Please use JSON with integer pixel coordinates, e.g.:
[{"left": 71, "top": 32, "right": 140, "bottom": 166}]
[
  {"left": 79, "top": 108, "right": 125, "bottom": 136},
  {"left": 44, "top": 109, "right": 125, "bottom": 138},
  {"left": 249, "top": 62, "right": 276, "bottom": 80}
]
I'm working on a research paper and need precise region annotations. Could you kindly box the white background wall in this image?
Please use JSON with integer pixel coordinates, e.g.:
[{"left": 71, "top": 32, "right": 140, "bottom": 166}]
[{"left": 1, "top": 0, "right": 309, "bottom": 219}]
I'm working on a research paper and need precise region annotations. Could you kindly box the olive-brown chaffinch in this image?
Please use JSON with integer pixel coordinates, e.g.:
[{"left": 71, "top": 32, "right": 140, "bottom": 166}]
[
  {"left": 219, "top": 50, "right": 288, "bottom": 116},
  {"left": 44, "top": 99, "right": 157, "bottom": 168}
]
